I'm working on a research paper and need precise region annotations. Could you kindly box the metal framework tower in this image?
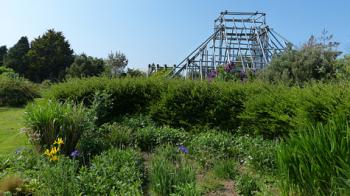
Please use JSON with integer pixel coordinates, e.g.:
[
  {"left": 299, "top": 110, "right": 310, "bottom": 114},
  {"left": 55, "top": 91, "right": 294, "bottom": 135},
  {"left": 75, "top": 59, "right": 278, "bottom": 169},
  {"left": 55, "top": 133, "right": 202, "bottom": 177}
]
[{"left": 167, "top": 11, "right": 290, "bottom": 79}]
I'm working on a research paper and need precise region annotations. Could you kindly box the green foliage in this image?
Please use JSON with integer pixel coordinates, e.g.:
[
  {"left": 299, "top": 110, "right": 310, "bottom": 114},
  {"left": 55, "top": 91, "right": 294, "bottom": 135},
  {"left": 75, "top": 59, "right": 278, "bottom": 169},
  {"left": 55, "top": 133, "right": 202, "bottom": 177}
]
[
  {"left": 239, "top": 86, "right": 300, "bottom": 138},
  {"left": 335, "top": 55, "right": 350, "bottom": 80},
  {"left": 189, "top": 131, "right": 234, "bottom": 166},
  {"left": 213, "top": 159, "right": 238, "bottom": 180},
  {"left": 0, "top": 46, "right": 7, "bottom": 67},
  {"left": 104, "top": 51, "right": 128, "bottom": 77},
  {"left": 126, "top": 68, "right": 146, "bottom": 77},
  {"left": 236, "top": 173, "right": 260, "bottom": 195},
  {"left": 24, "top": 99, "right": 94, "bottom": 155},
  {"left": 37, "top": 157, "right": 80, "bottom": 195},
  {"left": 78, "top": 148, "right": 143, "bottom": 195},
  {"left": 0, "top": 66, "right": 18, "bottom": 78},
  {"left": 299, "top": 83, "right": 347, "bottom": 124},
  {"left": 77, "top": 123, "right": 134, "bottom": 159},
  {"left": 149, "top": 145, "right": 199, "bottom": 196},
  {"left": 26, "top": 29, "right": 74, "bottom": 82},
  {"left": 46, "top": 77, "right": 164, "bottom": 118},
  {"left": 231, "top": 135, "right": 278, "bottom": 174},
  {"left": 134, "top": 126, "right": 188, "bottom": 151},
  {"left": 150, "top": 81, "right": 218, "bottom": 130},
  {"left": 278, "top": 115, "right": 350, "bottom": 195},
  {"left": 3, "top": 37, "right": 30, "bottom": 76},
  {"left": 260, "top": 34, "right": 339, "bottom": 85},
  {"left": 66, "top": 54, "right": 104, "bottom": 78},
  {"left": 0, "top": 75, "right": 39, "bottom": 106}
]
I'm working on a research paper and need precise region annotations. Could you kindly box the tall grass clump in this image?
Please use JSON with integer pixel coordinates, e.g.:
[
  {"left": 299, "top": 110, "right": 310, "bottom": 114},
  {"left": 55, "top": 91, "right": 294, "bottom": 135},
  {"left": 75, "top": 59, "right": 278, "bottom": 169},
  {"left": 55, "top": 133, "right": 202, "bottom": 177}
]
[
  {"left": 149, "top": 145, "right": 199, "bottom": 195},
  {"left": 24, "top": 99, "right": 94, "bottom": 155},
  {"left": 278, "top": 115, "right": 350, "bottom": 195},
  {"left": 0, "top": 75, "right": 39, "bottom": 106}
]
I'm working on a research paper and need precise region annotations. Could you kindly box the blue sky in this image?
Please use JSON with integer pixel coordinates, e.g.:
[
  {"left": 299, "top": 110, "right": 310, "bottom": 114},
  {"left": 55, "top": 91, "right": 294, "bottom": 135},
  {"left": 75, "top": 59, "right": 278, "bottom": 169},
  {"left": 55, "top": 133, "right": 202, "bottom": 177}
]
[{"left": 1, "top": 0, "right": 349, "bottom": 70}]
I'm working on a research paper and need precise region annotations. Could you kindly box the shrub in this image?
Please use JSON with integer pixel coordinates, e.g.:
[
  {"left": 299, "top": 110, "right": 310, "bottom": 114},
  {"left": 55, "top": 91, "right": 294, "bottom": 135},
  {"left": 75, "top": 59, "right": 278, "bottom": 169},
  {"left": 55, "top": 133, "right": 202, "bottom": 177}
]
[
  {"left": 78, "top": 148, "right": 143, "bottom": 195},
  {"left": 298, "top": 83, "right": 348, "bottom": 124},
  {"left": 77, "top": 123, "right": 134, "bottom": 160},
  {"left": 213, "top": 83, "right": 247, "bottom": 131},
  {"left": 239, "top": 85, "right": 300, "bottom": 138},
  {"left": 150, "top": 81, "right": 218, "bottom": 130},
  {"left": 24, "top": 99, "right": 94, "bottom": 155},
  {"left": 134, "top": 126, "right": 189, "bottom": 152},
  {"left": 189, "top": 131, "right": 234, "bottom": 167},
  {"left": 0, "top": 75, "right": 39, "bottom": 106},
  {"left": 278, "top": 115, "right": 350, "bottom": 195},
  {"left": 149, "top": 145, "right": 199, "bottom": 196},
  {"left": 37, "top": 157, "right": 79, "bottom": 195},
  {"left": 45, "top": 77, "right": 164, "bottom": 118}
]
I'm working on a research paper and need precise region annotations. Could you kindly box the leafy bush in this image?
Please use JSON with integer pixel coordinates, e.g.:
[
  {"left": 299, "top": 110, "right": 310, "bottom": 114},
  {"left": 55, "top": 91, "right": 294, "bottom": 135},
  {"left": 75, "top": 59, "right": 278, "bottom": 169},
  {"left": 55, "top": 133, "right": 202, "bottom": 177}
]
[
  {"left": 0, "top": 75, "right": 39, "bottom": 106},
  {"left": 239, "top": 86, "right": 300, "bottom": 138},
  {"left": 24, "top": 99, "right": 94, "bottom": 155},
  {"left": 150, "top": 81, "right": 218, "bottom": 130},
  {"left": 77, "top": 122, "right": 134, "bottom": 159},
  {"left": 189, "top": 131, "right": 234, "bottom": 166},
  {"left": 45, "top": 77, "right": 164, "bottom": 118},
  {"left": 259, "top": 35, "right": 339, "bottom": 85},
  {"left": 298, "top": 83, "right": 347, "bottom": 124},
  {"left": 78, "top": 148, "right": 143, "bottom": 195},
  {"left": 134, "top": 126, "right": 189, "bottom": 151},
  {"left": 37, "top": 157, "right": 79, "bottom": 195},
  {"left": 278, "top": 115, "right": 350, "bottom": 195},
  {"left": 149, "top": 145, "right": 199, "bottom": 196}
]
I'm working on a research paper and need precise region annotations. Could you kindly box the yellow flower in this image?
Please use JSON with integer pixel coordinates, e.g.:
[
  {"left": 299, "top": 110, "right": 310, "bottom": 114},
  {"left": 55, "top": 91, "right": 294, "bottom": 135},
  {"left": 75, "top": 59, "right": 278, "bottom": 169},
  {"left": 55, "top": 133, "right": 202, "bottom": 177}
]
[
  {"left": 44, "top": 149, "right": 51, "bottom": 156},
  {"left": 50, "top": 146, "right": 59, "bottom": 155},
  {"left": 54, "top": 138, "right": 64, "bottom": 145},
  {"left": 50, "top": 155, "right": 59, "bottom": 162}
]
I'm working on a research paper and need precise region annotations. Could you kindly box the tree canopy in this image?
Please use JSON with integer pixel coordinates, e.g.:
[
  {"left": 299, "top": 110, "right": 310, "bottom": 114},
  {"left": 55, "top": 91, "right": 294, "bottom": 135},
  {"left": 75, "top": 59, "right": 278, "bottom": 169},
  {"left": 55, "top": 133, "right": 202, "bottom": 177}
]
[
  {"left": 66, "top": 54, "right": 105, "bottom": 78},
  {"left": 3, "top": 37, "right": 29, "bottom": 75},
  {"left": 26, "top": 29, "right": 74, "bottom": 82}
]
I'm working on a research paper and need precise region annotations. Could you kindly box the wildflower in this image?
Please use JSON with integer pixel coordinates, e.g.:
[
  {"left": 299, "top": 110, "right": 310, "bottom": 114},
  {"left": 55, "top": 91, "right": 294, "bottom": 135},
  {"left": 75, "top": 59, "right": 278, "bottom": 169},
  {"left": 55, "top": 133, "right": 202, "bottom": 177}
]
[
  {"left": 44, "top": 149, "right": 51, "bottom": 156},
  {"left": 50, "top": 146, "right": 59, "bottom": 155},
  {"left": 50, "top": 155, "right": 59, "bottom": 162},
  {"left": 54, "top": 138, "right": 64, "bottom": 145},
  {"left": 70, "top": 150, "right": 80, "bottom": 158},
  {"left": 179, "top": 145, "right": 189, "bottom": 154}
]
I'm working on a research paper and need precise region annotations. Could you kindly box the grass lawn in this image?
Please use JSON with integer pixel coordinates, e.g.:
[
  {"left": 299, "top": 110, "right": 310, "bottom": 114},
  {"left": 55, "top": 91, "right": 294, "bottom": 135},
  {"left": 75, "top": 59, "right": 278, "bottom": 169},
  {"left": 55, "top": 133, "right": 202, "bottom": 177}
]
[{"left": 0, "top": 107, "right": 30, "bottom": 154}]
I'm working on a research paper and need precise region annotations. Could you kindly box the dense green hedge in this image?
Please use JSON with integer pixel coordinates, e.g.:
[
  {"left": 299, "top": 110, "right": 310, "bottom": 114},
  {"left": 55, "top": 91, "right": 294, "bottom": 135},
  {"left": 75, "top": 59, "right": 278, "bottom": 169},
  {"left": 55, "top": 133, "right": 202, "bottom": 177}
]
[
  {"left": 44, "top": 77, "right": 350, "bottom": 138},
  {"left": 0, "top": 75, "right": 39, "bottom": 106}
]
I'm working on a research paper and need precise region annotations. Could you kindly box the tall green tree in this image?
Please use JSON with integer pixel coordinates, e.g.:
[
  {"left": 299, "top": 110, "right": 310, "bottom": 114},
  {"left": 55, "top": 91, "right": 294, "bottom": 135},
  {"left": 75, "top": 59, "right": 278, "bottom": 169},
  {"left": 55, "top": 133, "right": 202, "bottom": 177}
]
[
  {"left": 66, "top": 54, "right": 104, "bottom": 78},
  {"left": 26, "top": 29, "right": 74, "bottom": 82},
  {"left": 3, "top": 37, "right": 29, "bottom": 75},
  {"left": 259, "top": 32, "right": 340, "bottom": 85},
  {"left": 0, "top": 45, "right": 7, "bottom": 66},
  {"left": 105, "top": 51, "right": 128, "bottom": 77}
]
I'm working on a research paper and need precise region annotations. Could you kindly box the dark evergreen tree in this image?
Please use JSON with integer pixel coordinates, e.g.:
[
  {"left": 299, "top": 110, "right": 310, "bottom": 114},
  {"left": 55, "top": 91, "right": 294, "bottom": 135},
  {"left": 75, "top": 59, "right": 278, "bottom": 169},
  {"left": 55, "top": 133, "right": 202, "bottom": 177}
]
[
  {"left": 0, "top": 46, "right": 7, "bottom": 66},
  {"left": 26, "top": 29, "right": 74, "bottom": 82},
  {"left": 3, "top": 37, "right": 29, "bottom": 75}
]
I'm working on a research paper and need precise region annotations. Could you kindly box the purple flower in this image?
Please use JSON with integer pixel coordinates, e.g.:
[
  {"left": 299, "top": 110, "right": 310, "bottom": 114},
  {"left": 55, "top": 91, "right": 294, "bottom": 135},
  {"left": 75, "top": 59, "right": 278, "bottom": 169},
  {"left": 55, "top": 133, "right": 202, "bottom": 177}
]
[
  {"left": 224, "top": 62, "right": 235, "bottom": 72},
  {"left": 179, "top": 145, "right": 189, "bottom": 154},
  {"left": 70, "top": 150, "right": 80, "bottom": 158}
]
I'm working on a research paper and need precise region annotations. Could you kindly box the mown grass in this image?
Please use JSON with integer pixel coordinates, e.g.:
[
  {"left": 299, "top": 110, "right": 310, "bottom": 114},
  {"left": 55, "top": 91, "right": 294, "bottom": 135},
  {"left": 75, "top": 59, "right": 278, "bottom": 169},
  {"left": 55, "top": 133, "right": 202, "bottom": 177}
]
[{"left": 0, "top": 107, "right": 29, "bottom": 154}]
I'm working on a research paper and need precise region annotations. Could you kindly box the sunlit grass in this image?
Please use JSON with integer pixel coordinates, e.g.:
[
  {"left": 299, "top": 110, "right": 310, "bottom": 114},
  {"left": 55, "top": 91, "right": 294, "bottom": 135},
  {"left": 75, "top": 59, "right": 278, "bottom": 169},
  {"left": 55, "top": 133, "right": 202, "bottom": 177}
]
[{"left": 0, "top": 107, "right": 30, "bottom": 154}]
